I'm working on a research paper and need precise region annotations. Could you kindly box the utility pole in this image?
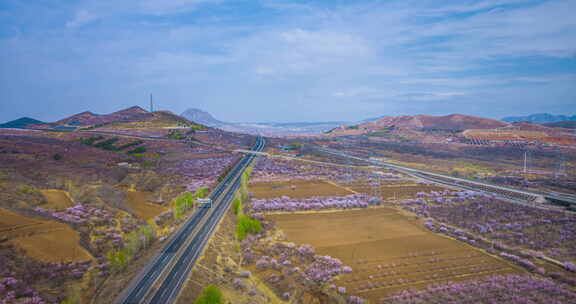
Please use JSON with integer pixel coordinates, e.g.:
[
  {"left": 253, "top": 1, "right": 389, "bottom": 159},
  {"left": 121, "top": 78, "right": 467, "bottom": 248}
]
[
  {"left": 150, "top": 94, "right": 154, "bottom": 112},
  {"left": 524, "top": 151, "right": 527, "bottom": 174}
]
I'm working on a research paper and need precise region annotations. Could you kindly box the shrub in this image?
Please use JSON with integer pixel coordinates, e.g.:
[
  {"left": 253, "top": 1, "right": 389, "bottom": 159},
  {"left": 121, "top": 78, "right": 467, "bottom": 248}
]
[
  {"left": 93, "top": 137, "right": 120, "bottom": 150},
  {"left": 167, "top": 130, "right": 185, "bottom": 140},
  {"left": 116, "top": 140, "right": 144, "bottom": 151},
  {"left": 236, "top": 215, "right": 261, "bottom": 241},
  {"left": 141, "top": 161, "right": 154, "bottom": 168},
  {"left": 195, "top": 187, "right": 209, "bottom": 199},
  {"left": 53, "top": 153, "right": 63, "bottom": 160},
  {"left": 233, "top": 197, "right": 242, "bottom": 215},
  {"left": 173, "top": 192, "right": 195, "bottom": 220},
  {"left": 18, "top": 185, "right": 38, "bottom": 195},
  {"left": 79, "top": 136, "right": 104, "bottom": 146},
  {"left": 127, "top": 146, "right": 147, "bottom": 154},
  {"left": 194, "top": 285, "right": 224, "bottom": 304}
]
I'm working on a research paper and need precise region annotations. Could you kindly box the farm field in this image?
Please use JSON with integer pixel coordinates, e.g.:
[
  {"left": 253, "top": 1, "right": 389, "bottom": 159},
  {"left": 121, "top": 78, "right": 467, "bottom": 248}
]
[
  {"left": 348, "top": 183, "right": 447, "bottom": 200},
  {"left": 268, "top": 207, "right": 523, "bottom": 302},
  {"left": 0, "top": 208, "right": 93, "bottom": 262},
  {"left": 40, "top": 189, "right": 74, "bottom": 209},
  {"left": 250, "top": 180, "right": 355, "bottom": 199},
  {"left": 125, "top": 190, "right": 167, "bottom": 220}
]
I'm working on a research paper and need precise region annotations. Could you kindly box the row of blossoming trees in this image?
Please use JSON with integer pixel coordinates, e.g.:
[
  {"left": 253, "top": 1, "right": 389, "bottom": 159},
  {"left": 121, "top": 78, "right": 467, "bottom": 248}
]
[
  {"left": 380, "top": 274, "right": 576, "bottom": 304},
  {"left": 389, "top": 189, "right": 576, "bottom": 301},
  {"left": 1, "top": 243, "right": 93, "bottom": 304},
  {"left": 239, "top": 234, "right": 363, "bottom": 303},
  {"left": 251, "top": 157, "right": 384, "bottom": 184},
  {"left": 400, "top": 190, "right": 576, "bottom": 264},
  {"left": 251, "top": 194, "right": 382, "bottom": 212}
]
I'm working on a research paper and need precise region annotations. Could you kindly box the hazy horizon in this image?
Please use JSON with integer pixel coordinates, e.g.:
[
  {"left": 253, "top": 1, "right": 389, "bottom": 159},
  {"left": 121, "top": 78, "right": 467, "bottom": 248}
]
[{"left": 1, "top": 0, "right": 575, "bottom": 123}]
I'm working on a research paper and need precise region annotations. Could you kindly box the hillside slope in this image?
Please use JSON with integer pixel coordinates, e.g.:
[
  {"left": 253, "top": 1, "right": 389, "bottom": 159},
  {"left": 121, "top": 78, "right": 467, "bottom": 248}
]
[
  {"left": 329, "top": 114, "right": 508, "bottom": 136},
  {"left": 0, "top": 117, "right": 45, "bottom": 129},
  {"left": 55, "top": 106, "right": 152, "bottom": 126}
]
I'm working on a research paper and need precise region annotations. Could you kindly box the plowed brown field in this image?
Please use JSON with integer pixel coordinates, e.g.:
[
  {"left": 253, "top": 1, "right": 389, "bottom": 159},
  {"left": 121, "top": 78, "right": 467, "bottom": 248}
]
[
  {"left": 0, "top": 208, "right": 92, "bottom": 262},
  {"left": 250, "top": 180, "right": 354, "bottom": 199},
  {"left": 40, "top": 189, "right": 74, "bottom": 210},
  {"left": 269, "top": 208, "right": 523, "bottom": 302},
  {"left": 125, "top": 191, "right": 167, "bottom": 221}
]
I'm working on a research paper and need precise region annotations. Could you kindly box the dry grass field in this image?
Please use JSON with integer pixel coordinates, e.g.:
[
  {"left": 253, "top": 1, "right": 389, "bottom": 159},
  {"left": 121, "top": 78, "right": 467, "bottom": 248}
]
[
  {"left": 269, "top": 207, "right": 523, "bottom": 302},
  {"left": 40, "top": 189, "right": 74, "bottom": 210},
  {"left": 125, "top": 190, "right": 167, "bottom": 221},
  {"left": 0, "top": 208, "right": 93, "bottom": 262},
  {"left": 250, "top": 180, "right": 355, "bottom": 199}
]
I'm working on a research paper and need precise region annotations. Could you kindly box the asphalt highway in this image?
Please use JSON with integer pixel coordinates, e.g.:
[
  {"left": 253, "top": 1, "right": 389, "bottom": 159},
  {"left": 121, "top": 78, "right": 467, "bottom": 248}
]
[{"left": 115, "top": 136, "right": 265, "bottom": 304}]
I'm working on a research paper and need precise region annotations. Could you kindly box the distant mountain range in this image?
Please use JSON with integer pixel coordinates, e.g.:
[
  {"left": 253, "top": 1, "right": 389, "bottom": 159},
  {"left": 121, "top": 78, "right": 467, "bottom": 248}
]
[
  {"left": 180, "top": 108, "right": 347, "bottom": 136},
  {"left": 502, "top": 113, "right": 576, "bottom": 124},
  {"left": 5, "top": 107, "right": 574, "bottom": 136},
  {"left": 543, "top": 121, "right": 576, "bottom": 129},
  {"left": 0, "top": 117, "right": 45, "bottom": 129}
]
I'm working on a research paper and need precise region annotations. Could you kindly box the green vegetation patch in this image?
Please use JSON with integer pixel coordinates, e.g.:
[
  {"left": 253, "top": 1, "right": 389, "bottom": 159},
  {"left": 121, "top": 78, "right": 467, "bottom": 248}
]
[
  {"left": 194, "top": 285, "right": 224, "bottom": 304},
  {"left": 127, "top": 146, "right": 147, "bottom": 155},
  {"left": 107, "top": 223, "right": 156, "bottom": 272},
  {"left": 171, "top": 187, "right": 209, "bottom": 220},
  {"left": 80, "top": 136, "right": 145, "bottom": 153},
  {"left": 79, "top": 136, "right": 104, "bottom": 146},
  {"left": 167, "top": 129, "right": 185, "bottom": 140},
  {"left": 234, "top": 167, "right": 261, "bottom": 240},
  {"left": 236, "top": 214, "right": 261, "bottom": 241}
]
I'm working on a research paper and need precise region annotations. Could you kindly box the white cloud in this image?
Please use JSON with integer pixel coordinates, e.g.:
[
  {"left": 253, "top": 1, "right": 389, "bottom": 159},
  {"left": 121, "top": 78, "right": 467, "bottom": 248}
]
[
  {"left": 66, "top": 10, "right": 98, "bottom": 28},
  {"left": 139, "top": 0, "right": 225, "bottom": 14},
  {"left": 2, "top": 0, "right": 576, "bottom": 122}
]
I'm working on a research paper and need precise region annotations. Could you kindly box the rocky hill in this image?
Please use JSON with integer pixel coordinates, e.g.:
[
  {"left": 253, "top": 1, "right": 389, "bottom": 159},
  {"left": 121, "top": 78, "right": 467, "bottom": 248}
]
[{"left": 181, "top": 108, "right": 227, "bottom": 127}]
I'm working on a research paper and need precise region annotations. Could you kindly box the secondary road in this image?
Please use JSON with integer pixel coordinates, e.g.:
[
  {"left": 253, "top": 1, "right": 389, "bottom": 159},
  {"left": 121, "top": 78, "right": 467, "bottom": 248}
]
[
  {"left": 115, "top": 136, "right": 265, "bottom": 304},
  {"left": 314, "top": 146, "right": 576, "bottom": 207}
]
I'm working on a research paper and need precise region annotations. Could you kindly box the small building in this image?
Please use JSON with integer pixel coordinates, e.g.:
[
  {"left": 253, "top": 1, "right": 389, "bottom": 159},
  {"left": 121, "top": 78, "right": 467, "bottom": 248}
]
[{"left": 277, "top": 145, "right": 296, "bottom": 151}]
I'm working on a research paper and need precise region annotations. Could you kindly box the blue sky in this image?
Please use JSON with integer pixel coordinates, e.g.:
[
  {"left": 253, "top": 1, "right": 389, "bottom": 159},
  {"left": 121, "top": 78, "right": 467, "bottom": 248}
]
[{"left": 0, "top": 0, "right": 575, "bottom": 123}]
